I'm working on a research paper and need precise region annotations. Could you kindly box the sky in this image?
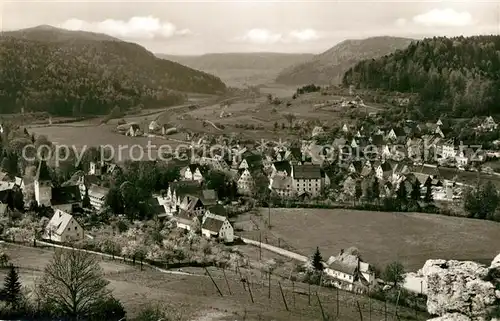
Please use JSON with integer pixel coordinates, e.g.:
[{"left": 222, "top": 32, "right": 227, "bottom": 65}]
[{"left": 1, "top": 0, "right": 499, "bottom": 55}]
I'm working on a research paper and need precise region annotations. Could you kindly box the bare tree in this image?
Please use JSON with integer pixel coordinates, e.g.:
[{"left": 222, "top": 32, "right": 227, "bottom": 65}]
[{"left": 35, "top": 249, "right": 110, "bottom": 319}]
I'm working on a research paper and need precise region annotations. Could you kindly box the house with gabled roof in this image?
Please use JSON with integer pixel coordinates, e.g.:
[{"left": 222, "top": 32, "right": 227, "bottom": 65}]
[
  {"left": 43, "top": 209, "right": 84, "bottom": 243},
  {"left": 348, "top": 161, "right": 363, "bottom": 174},
  {"left": 51, "top": 185, "right": 82, "bottom": 213},
  {"left": 291, "top": 164, "right": 329, "bottom": 197},
  {"left": 375, "top": 162, "right": 393, "bottom": 181},
  {"left": 175, "top": 209, "right": 202, "bottom": 232},
  {"left": 324, "top": 248, "right": 375, "bottom": 292},
  {"left": 271, "top": 161, "right": 292, "bottom": 178},
  {"left": 386, "top": 127, "right": 405, "bottom": 141},
  {"left": 424, "top": 123, "right": 444, "bottom": 138},
  {"left": 269, "top": 176, "right": 294, "bottom": 198},
  {"left": 181, "top": 164, "right": 206, "bottom": 182},
  {"left": 236, "top": 168, "right": 255, "bottom": 196},
  {"left": 477, "top": 116, "right": 498, "bottom": 132},
  {"left": 201, "top": 212, "right": 234, "bottom": 243},
  {"left": 239, "top": 153, "right": 263, "bottom": 171}
]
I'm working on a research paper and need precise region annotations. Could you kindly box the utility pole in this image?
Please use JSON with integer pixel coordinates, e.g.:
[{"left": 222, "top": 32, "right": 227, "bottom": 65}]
[
  {"left": 259, "top": 231, "right": 262, "bottom": 261},
  {"left": 336, "top": 287, "right": 339, "bottom": 317},
  {"left": 268, "top": 195, "right": 271, "bottom": 228},
  {"left": 268, "top": 272, "right": 271, "bottom": 299}
]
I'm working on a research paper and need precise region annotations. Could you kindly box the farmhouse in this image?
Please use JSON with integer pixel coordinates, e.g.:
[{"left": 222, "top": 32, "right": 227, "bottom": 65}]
[
  {"left": 43, "top": 209, "right": 84, "bottom": 243},
  {"left": 88, "top": 184, "right": 109, "bottom": 211},
  {"left": 324, "top": 248, "right": 375, "bottom": 293},
  {"left": 201, "top": 212, "right": 234, "bottom": 243},
  {"left": 175, "top": 210, "right": 201, "bottom": 231}
]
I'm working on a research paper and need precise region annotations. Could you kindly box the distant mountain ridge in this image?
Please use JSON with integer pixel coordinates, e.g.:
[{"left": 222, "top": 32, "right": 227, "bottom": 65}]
[
  {"left": 1, "top": 25, "right": 121, "bottom": 42},
  {"left": 0, "top": 25, "right": 226, "bottom": 116},
  {"left": 158, "top": 52, "right": 314, "bottom": 86},
  {"left": 275, "top": 36, "right": 415, "bottom": 85}
]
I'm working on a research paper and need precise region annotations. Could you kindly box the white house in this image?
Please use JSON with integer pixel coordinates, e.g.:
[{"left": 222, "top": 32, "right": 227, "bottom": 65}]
[
  {"left": 324, "top": 249, "right": 375, "bottom": 292},
  {"left": 291, "top": 164, "right": 329, "bottom": 197},
  {"left": 236, "top": 169, "right": 254, "bottom": 196},
  {"left": 181, "top": 164, "right": 205, "bottom": 182},
  {"left": 201, "top": 212, "right": 234, "bottom": 242},
  {"left": 43, "top": 210, "right": 84, "bottom": 243},
  {"left": 87, "top": 185, "right": 109, "bottom": 211},
  {"left": 441, "top": 139, "right": 456, "bottom": 159}
]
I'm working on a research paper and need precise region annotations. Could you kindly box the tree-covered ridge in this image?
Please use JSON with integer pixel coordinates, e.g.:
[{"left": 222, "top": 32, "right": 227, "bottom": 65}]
[
  {"left": 275, "top": 36, "right": 414, "bottom": 85},
  {"left": 0, "top": 36, "right": 227, "bottom": 116},
  {"left": 343, "top": 35, "right": 500, "bottom": 118}
]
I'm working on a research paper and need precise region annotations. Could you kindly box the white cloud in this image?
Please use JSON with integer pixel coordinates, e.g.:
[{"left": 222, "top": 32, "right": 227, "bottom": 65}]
[
  {"left": 59, "top": 16, "right": 192, "bottom": 40},
  {"left": 234, "top": 28, "right": 320, "bottom": 44},
  {"left": 288, "top": 29, "right": 320, "bottom": 42},
  {"left": 412, "top": 8, "right": 473, "bottom": 27}
]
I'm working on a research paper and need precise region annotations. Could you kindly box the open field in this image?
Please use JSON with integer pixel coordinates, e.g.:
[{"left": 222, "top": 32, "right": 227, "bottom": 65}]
[
  {"left": 237, "top": 208, "right": 500, "bottom": 271},
  {"left": 24, "top": 89, "right": 384, "bottom": 154},
  {"left": 0, "top": 242, "right": 428, "bottom": 320},
  {"left": 27, "top": 125, "right": 186, "bottom": 162}
]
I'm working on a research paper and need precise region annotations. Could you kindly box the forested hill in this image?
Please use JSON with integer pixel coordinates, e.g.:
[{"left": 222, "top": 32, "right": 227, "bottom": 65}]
[
  {"left": 342, "top": 35, "right": 500, "bottom": 118},
  {"left": 275, "top": 36, "right": 414, "bottom": 85},
  {"left": 0, "top": 27, "right": 226, "bottom": 116}
]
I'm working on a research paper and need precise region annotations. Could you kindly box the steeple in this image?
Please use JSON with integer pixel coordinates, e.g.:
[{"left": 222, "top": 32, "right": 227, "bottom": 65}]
[{"left": 35, "top": 160, "right": 51, "bottom": 182}]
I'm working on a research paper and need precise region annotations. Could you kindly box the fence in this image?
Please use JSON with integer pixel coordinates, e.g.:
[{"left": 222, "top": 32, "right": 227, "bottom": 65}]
[{"left": 0, "top": 239, "right": 428, "bottom": 320}]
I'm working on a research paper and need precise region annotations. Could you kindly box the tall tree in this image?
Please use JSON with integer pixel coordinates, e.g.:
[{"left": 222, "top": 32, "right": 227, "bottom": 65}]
[
  {"left": 3, "top": 265, "right": 22, "bottom": 309},
  {"left": 383, "top": 261, "right": 405, "bottom": 288},
  {"left": 36, "top": 249, "right": 111, "bottom": 318},
  {"left": 372, "top": 177, "right": 380, "bottom": 202},
  {"left": 355, "top": 180, "right": 363, "bottom": 202},
  {"left": 312, "top": 247, "right": 323, "bottom": 272},
  {"left": 411, "top": 179, "right": 421, "bottom": 200},
  {"left": 396, "top": 181, "right": 408, "bottom": 201}
]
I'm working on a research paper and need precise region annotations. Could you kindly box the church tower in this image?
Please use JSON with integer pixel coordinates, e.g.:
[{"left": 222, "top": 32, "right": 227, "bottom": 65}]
[{"left": 34, "top": 160, "right": 52, "bottom": 206}]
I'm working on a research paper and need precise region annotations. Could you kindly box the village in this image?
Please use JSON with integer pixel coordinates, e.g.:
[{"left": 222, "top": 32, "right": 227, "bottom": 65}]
[{"left": 0, "top": 109, "right": 498, "bottom": 306}]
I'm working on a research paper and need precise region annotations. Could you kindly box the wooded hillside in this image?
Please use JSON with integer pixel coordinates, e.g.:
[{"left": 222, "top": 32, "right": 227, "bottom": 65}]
[
  {"left": 0, "top": 27, "right": 226, "bottom": 116},
  {"left": 343, "top": 35, "right": 500, "bottom": 118}
]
